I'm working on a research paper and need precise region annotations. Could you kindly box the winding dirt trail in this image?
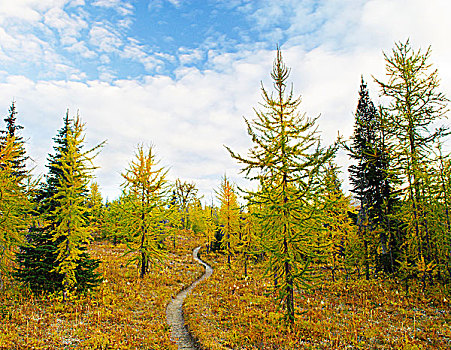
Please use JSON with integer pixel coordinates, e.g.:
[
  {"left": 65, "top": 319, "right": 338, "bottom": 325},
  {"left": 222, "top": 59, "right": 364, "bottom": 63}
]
[{"left": 166, "top": 246, "right": 213, "bottom": 349}]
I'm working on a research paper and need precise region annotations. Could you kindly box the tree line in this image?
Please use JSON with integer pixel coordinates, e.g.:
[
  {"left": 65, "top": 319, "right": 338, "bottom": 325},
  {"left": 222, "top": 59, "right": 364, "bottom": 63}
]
[{"left": 0, "top": 40, "right": 449, "bottom": 324}]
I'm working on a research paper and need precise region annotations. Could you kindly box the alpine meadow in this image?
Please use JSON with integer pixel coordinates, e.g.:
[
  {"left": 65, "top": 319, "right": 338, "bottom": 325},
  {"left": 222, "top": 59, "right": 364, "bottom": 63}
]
[{"left": 1, "top": 40, "right": 451, "bottom": 349}]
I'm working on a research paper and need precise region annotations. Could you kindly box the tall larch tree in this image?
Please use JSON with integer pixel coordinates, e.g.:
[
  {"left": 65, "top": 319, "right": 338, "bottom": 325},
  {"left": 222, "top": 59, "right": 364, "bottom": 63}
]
[
  {"left": 375, "top": 40, "right": 449, "bottom": 282},
  {"left": 0, "top": 136, "right": 30, "bottom": 289},
  {"left": 87, "top": 181, "right": 104, "bottom": 239},
  {"left": 0, "top": 101, "right": 31, "bottom": 289},
  {"left": 122, "top": 145, "right": 168, "bottom": 278},
  {"left": 216, "top": 175, "right": 239, "bottom": 266},
  {"left": 226, "top": 48, "right": 336, "bottom": 323}
]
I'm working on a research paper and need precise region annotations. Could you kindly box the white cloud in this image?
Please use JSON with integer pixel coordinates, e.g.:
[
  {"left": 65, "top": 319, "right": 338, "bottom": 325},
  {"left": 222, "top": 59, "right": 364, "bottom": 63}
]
[
  {"left": 0, "top": 0, "right": 66, "bottom": 24},
  {"left": 92, "top": 0, "right": 134, "bottom": 16},
  {"left": 165, "top": 0, "right": 183, "bottom": 7},
  {"left": 121, "top": 41, "right": 165, "bottom": 72},
  {"left": 68, "top": 0, "right": 85, "bottom": 6},
  {"left": 178, "top": 48, "right": 204, "bottom": 65},
  {"left": 89, "top": 25, "right": 123, "bottom": 52},
  {"left": 67, "top": 41, "right": 97, "bottom": 58},
  {"left": 43, "top": 7, "right": 88, "bottom": 46},
  {"left": 0, "top": 26, "right": 63, "bottom": 70}
]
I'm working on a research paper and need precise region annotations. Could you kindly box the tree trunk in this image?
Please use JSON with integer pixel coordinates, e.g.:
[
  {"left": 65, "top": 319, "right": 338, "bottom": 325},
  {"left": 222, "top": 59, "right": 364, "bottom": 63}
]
[
  {"left": 140, "top": 250, "right": 146, "bottom": 278},
  {"left": 283, "top": 237, "right": 294, "bottom": 323},
  {"left": 244, "top": 253, "right": 248, "bottom": 277},
  {"left": 364, "top": 235, "right": 370, "bottom": 281}
]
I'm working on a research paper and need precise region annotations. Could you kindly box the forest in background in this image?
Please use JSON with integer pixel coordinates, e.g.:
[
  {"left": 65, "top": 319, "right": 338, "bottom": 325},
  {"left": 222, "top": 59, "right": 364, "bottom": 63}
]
[{"left": 0, "top": 40, "right": 450, "bottom": 348}]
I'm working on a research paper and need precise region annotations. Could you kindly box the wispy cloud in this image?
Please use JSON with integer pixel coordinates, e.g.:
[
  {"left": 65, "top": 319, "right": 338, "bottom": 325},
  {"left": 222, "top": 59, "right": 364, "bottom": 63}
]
[
  {"left": 43, "top": 7, "right": 88, "bottom": 46},
  {"left": 0, "top": 0, "right": 171, "bottom": 79},
  {"left": 91, "top": 0, "right": 134, "bottom": 16},
  {"left": 165, "top": 0, "right": 183, "bottom": 8},
  {"left": 89, "top": 25, "right": 123, "bottom": 52}
]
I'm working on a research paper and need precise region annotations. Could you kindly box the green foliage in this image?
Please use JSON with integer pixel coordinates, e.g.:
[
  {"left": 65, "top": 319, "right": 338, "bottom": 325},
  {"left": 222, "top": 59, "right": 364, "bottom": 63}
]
[
  {"left": 87, "top": 182, "right": 104, "bottom": 239},
  {"left": 15, "top": 111, "right": 102, "bottom": 294},
  {"left": 101, "top": 196, "right": 131, "bottom": 244},
  {"left": 121, "top": 145, "right": 168, "bottom": 278},
  {"left": 322, "top": 161, "right": 359, "bottom": 282},
  {"left": 0, "top": 101, "right": 31, "bottom": 289},
  {"left": 51, "top": 116, "right": 102, "bottom": 296},
  {"left": 235, "top": 206, "right": 260, "bottom": 277},
  {"left": 346, "top": 78, "right": 399, "bottom": 277},
  {"left": 173, "top": 179, "right": 198, "bottom": 230},
  {"left": 227, "top": 48, "right": 336, "bottom": 323},
  {"left": 0, "top": 101, "right": 28, "bottom": 178},
  {"left": 375, "top": 40, "right": 449, "bottom": 282},
  {"left": 216, "top": 175, "right": 239, "bottom": 265},
  {"left": 0, "top": 136, "right": 31, "bottom": 289}
]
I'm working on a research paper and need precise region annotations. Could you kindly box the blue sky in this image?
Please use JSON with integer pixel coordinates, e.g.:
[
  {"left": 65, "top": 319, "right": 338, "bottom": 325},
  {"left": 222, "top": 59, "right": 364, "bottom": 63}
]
[{"left": 1, "top": 0, "right": 450, "bottom": 201}]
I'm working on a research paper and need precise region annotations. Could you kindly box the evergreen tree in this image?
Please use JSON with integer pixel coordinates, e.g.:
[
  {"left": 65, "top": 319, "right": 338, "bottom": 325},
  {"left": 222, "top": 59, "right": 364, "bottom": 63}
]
[
  {"left": 347, "top": 78, "right": 398, "bottom": 276},
  {"left": 52, "top": 116, "right": 102, "bottom": 298},
  {"left": 15, "top": 111, "right": 102, "bottom": 294},
  {"left": 434, "top": 144, "right": 451, "bottom": 280},
  {"left": 0, "top": 101, "right": 27, "bottom": 178},
  {"left": 226, "top": 48, "right": 336, "bottom": 323}
]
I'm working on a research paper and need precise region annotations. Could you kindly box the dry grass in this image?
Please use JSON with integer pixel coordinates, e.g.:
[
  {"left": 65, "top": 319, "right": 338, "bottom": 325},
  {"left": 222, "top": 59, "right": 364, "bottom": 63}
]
[
  {"left": 185, "top": 250, "right": 451, "bottom": 349},
  {"left": 0, "top": 230, "right": 204, "bottom": 349}
]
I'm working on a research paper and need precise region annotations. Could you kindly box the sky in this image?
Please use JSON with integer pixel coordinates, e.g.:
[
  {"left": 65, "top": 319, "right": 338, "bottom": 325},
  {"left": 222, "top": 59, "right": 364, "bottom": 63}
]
[{"left": 0, "top": 0, "right": 450, "bottom": 202}]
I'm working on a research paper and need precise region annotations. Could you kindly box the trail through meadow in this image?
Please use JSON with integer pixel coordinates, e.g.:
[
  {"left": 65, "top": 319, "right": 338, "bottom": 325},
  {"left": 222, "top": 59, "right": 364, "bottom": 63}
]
[{"left": 166, "top": 246, "right": 213, "bottom": 349}]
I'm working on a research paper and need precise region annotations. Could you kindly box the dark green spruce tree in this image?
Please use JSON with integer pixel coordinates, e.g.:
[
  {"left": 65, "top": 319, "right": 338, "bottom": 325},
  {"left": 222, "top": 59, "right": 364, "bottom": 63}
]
[
  {"left": 347, "top": 77, "right": 398, "bottom": 276},
  {"left": 0, "top": 101, "right": 28, "bottom": 177},
  {"left": 15, "top": 111, "right": 101, "bottom": 293}
]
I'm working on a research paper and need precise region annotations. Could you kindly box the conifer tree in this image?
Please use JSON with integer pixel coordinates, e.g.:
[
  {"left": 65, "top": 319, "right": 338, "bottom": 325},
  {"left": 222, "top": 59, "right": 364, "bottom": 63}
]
[
  {"left": 347, "top": 78, "right": 398, "bottom": 276},
  {"left": 0, "top": 136, "right": 30, "bottom": 289},
  {"left": 226, "top": 48, "right": 336, "bottom": 323},
  {"left": 87, "top": 182, "right": 104, "bottom": 239},
  {"left": 216, "top": 175, "right": 239, "bottom": 265},
  {"left": 0, "top": 102, "right": 31, "bottom": 289},
  {"left": 102, "top": 196, "right": 130, "bottom": 244},
  {"left": 434, "top": 145, "right": 451, "bottom": 279},
  {"left": 0, "top": 101, "right": 27, "bottom": 177},
  {"left": 236, "top": 207, "right": 259, "bottom": 277},
  {"left": 52, "top": 116, "right": 102, "bottom": 298},
  {"left": 322, "top": 161, "right": 357, "bottom": 282},
  {"left": 15, "top": 111, "right": 102, "bottom": 293},
  {"left": 121, "top": 145, "right": 168, "bottom": 278},
  {"left": 375, "top": 40, "right": 449, "bottom": 279},
  {"left": 202, "top": 209, "right": 217, "bottom": 254}
]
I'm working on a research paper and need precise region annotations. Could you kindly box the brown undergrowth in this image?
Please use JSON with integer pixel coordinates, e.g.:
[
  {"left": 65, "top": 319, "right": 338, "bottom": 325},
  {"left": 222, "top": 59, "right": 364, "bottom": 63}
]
[
  {"left": 0, "top": 230, "right": 204, "bottom": 349},
  {"left": 184, "top": 250, "right": 451, "bottom": 349}
]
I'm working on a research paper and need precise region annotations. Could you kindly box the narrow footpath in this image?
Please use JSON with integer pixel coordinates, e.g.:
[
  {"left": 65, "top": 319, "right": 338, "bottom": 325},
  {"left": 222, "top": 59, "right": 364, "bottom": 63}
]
[{"left": 166, "top": 246, "right": 213, "bottom": 350}]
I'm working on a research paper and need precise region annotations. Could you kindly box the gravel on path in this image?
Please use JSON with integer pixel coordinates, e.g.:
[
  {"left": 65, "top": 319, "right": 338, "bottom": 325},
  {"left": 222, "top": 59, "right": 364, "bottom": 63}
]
[{"left": 166, "top": 246, "right": 213, "bottom": 349}]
